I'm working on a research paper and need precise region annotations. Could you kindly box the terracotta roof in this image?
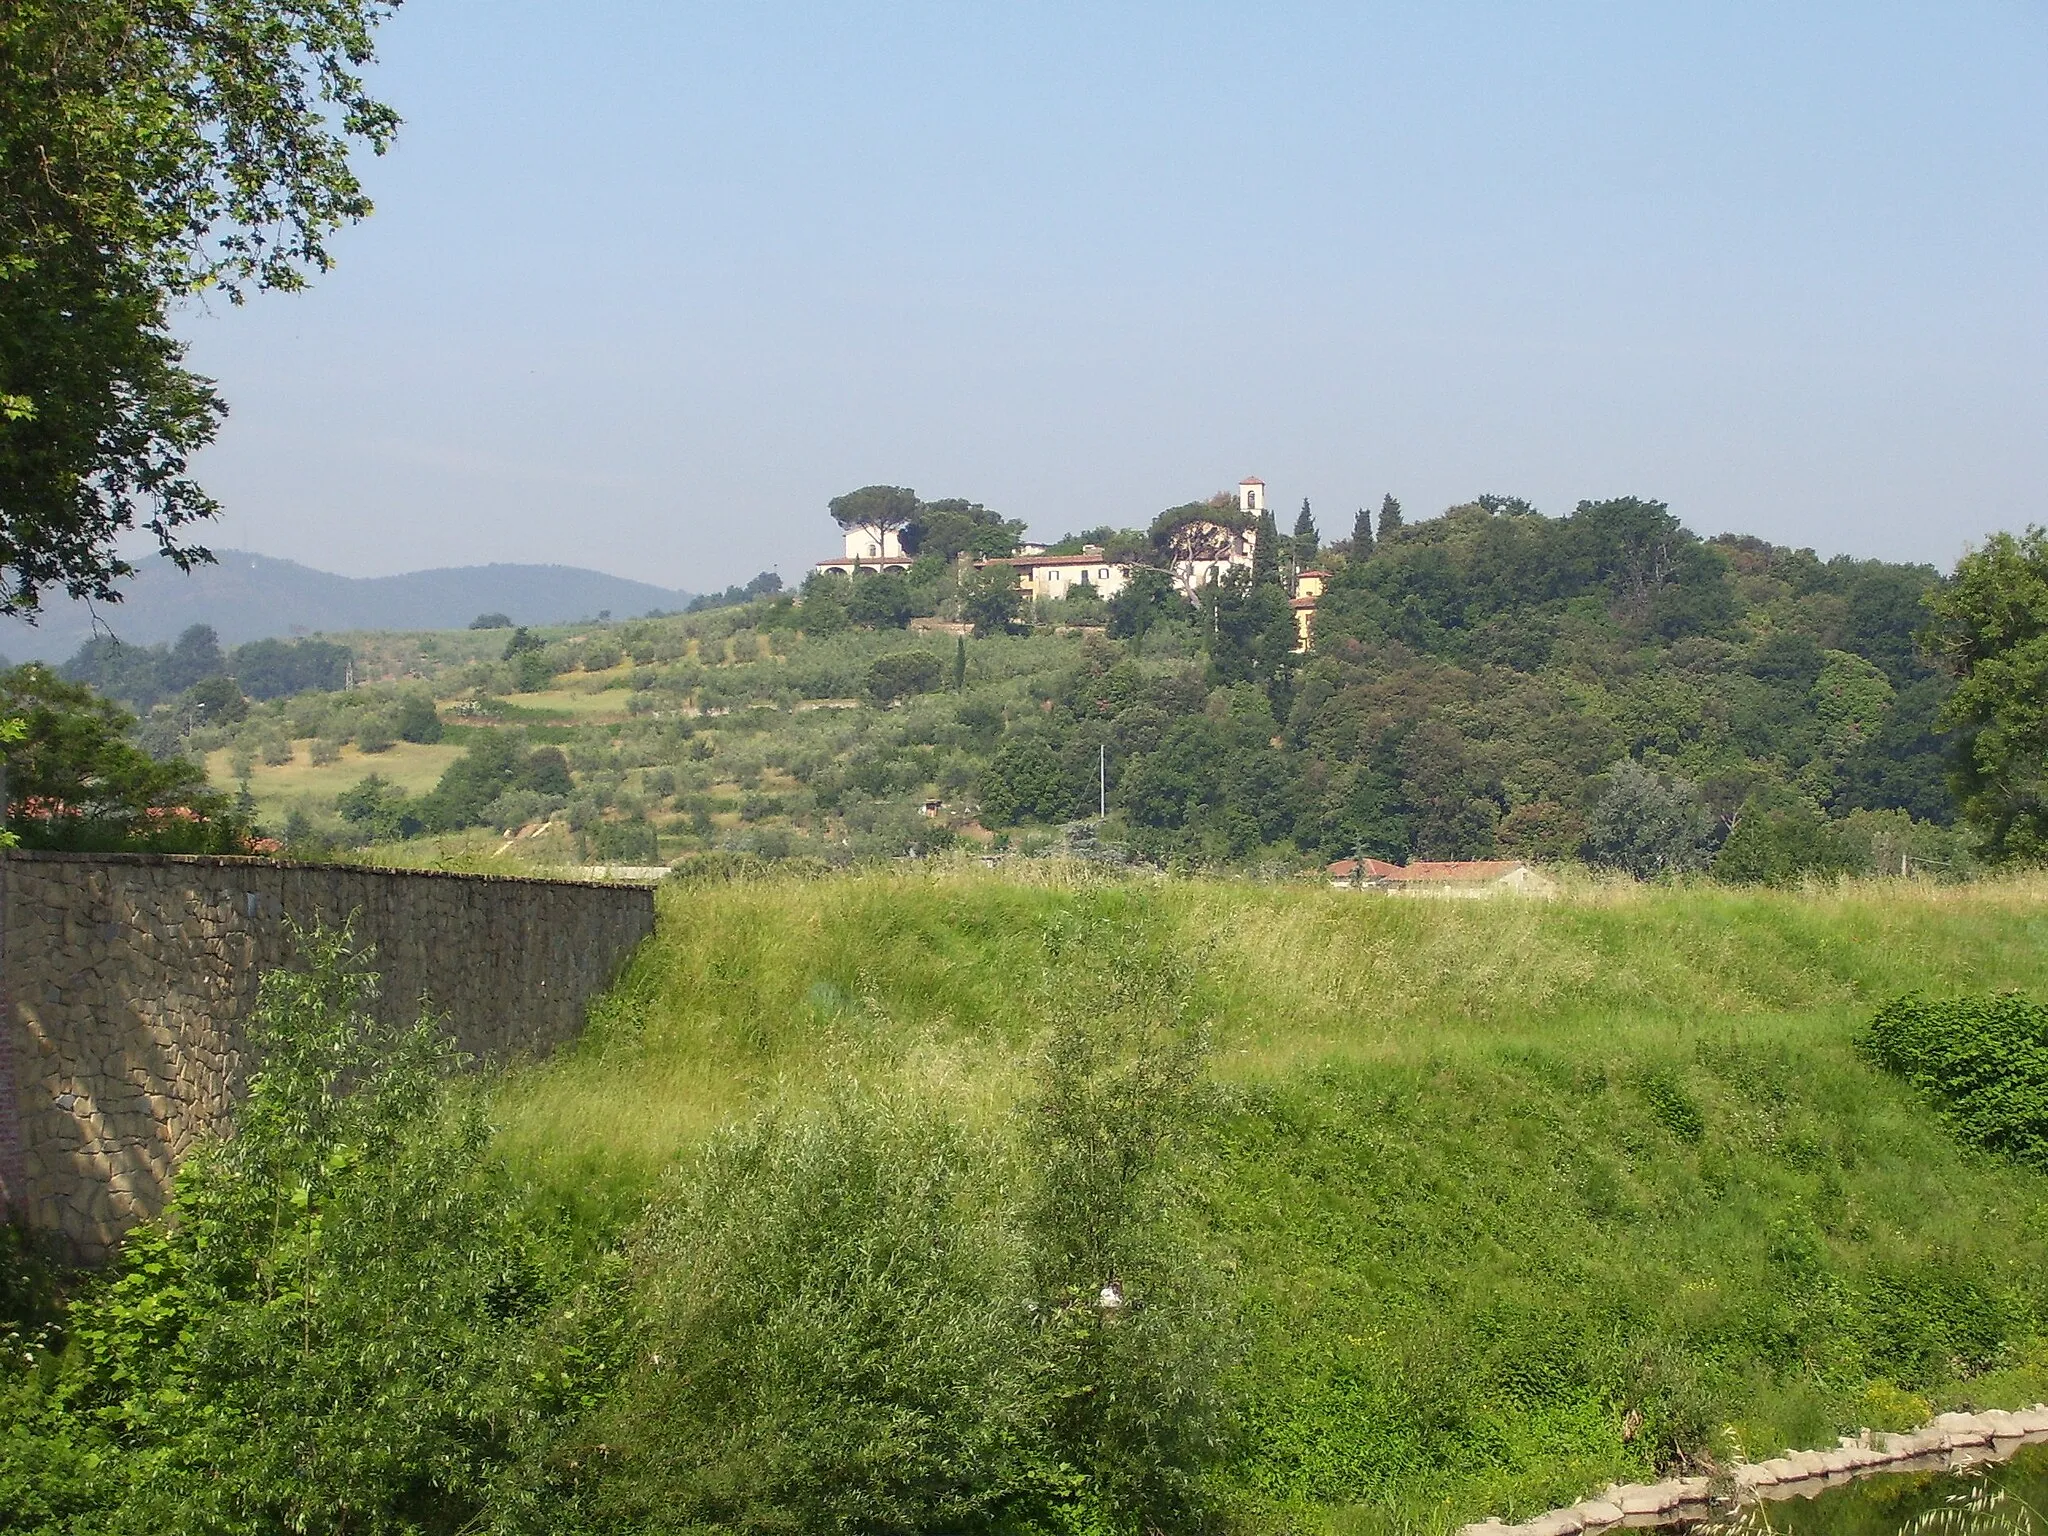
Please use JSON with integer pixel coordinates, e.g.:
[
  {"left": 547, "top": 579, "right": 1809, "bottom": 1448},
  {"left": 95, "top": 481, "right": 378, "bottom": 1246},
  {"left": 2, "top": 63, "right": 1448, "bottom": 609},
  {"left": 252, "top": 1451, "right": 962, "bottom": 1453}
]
[
  {"left": 1326, "top": 858, "right": 1527, "bottom": 882},
  {"left": 1325, "top": 858, "right": 1404, "bottom": 879},
  {"left": 978, "top": 553, "right": 1126, "bottom": 568},
  {"left": 1391, "top": 860, "right": 1527, "bottom": 881},
  {"left": 1240, "top": 476, "right": 1265, "bottom": 486},
  {"left": 1297, "top": 568, "right": 1333, "bottom": 578}
]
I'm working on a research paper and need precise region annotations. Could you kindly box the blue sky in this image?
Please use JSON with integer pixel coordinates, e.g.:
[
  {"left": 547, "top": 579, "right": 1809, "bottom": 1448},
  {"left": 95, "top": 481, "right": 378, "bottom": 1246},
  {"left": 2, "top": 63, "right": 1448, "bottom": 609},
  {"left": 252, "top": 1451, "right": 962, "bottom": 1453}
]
[{"left": 176, "top": 1, "right": 2046, "bottom": 590}]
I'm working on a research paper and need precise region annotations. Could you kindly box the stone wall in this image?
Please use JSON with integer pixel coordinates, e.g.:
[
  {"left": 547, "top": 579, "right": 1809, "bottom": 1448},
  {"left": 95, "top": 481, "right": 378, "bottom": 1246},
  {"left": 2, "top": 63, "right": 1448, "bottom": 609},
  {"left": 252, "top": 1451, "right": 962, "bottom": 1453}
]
[{"left": 0, "top": 851, "right": 656, "bottom": 1260}]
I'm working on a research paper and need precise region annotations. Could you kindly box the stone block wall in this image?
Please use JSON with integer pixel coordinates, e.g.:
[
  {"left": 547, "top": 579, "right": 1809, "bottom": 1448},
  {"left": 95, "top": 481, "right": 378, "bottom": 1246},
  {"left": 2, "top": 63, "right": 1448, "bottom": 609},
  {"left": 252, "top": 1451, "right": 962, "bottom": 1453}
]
[{"left": 0, "top": 851, "right": 656, "bottom": 1260}]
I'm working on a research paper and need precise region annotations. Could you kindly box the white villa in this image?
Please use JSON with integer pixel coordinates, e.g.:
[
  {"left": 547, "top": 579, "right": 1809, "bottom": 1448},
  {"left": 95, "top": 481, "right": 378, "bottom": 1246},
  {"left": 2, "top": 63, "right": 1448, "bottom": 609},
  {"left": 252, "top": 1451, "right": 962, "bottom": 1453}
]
[
  {"left": 814, "top": 523, "right": 912, "bottom": 576},
  {"left": 812, "top": 475, "right": 1329, "bottom": 647}
]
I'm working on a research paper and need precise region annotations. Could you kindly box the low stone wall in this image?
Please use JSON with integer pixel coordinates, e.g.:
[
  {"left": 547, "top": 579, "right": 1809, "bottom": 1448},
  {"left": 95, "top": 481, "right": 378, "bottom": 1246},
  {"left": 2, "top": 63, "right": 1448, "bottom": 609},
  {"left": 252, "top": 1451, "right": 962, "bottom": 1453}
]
[
  {"left": 0, "top": 850, "right": 656, "bottom": 1260},
  {"left": 1461, "top": 1406, "right": 2048, "bottom": 1536}
]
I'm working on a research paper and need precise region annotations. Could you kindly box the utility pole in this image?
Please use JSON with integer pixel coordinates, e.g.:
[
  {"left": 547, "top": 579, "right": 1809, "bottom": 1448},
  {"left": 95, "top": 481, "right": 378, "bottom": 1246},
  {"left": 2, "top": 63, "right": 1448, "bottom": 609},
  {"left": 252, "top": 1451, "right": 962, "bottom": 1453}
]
[{"left": 1099, "top": 744, "right": 1106, "bottom": 822}]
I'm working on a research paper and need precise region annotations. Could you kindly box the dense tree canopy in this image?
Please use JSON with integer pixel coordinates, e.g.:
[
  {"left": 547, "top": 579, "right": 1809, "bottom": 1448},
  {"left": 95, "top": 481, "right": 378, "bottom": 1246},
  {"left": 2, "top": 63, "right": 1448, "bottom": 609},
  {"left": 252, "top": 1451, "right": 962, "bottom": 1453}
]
[
  {"left": 0, "top": 0, "right": 401, "bottom": 614},
  {"left": 0, "top": 663, "right": 242, "bottom": 848},
  {"left": 1925, "top": 527, "right": 2048, "bottom": 862}
]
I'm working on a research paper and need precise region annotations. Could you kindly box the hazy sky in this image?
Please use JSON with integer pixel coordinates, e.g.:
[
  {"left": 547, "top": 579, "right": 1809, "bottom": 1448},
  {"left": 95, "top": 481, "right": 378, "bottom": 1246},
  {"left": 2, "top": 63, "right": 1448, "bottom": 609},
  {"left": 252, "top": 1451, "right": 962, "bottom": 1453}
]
[{"left": 173, "top": 1, "right": 2046, "bottom": 591}]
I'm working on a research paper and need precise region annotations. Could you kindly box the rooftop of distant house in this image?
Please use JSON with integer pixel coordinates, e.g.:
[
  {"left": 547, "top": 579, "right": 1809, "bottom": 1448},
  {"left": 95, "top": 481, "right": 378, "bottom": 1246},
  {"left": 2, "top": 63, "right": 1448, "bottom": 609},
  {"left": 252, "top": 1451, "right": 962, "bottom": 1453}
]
[{"left": 1326, "top": 858, "right": 1534, "bottom": 883}]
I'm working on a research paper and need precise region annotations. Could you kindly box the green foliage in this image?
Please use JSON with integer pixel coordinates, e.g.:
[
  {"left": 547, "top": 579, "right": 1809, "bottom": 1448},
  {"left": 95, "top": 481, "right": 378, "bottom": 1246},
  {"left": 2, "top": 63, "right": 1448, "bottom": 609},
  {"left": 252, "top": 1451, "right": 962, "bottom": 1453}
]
[
  {"left": 502, "top": 625, "right": 545, "bottom": 660},
  {"left": 0, "top": 662, "right": 243, "bottom": 850},
  {"left": 334, "top": 770, "right": 420, "bottom": 840},
  {"left": 847, "top": 570, "right": 914, "bottom": 630},
  {"left": 0, "top": 924, "right": 610, "bottom": 1534},
  {"left": 489, "top": 874, "right": 2048, "bottom": 1533},
  {"left": 864, "top": 648, "right": 945, "bottom": 706},
  {"left": 1584, "top": 759, "right": 1713, "bottom": 878},
  {"left": 1350, "top": 505, "right": 1375, "bottom": 557},
  {"left": 570, "top": 952, "right": 1228, "bottom": 1536},
  {"left": 1291, "top": 500, "right": 1319, "bottom": 564},
  {"left": 394, "top": 689, "right": 443, "bottom": 743},
  {"left": 0, "top": 0, "right": 400, "bottom": 613},
  {"left": 962, "top": 563, "right": 1027, "bottom": 638},
  {"left": 983, "top": 736, "right": 1075, "bottom": 825},
  {"left": 577, "top": 1092, "right": 1044, "bottom": 1534},
  {"left": 1926, "top": 527, "right": 2048, "bottom": 862},
  {"left": 229, "top": 636, "right": 351, "bottom": 700},
  {"left": 904, "top": 497, "right": 1026, "bottom": 561},
  {"left": 1864, "top": 992, "right": 2048, "bottom": 1167},
  {"left": 415, "top": 732, "right": 574, "bottom": 831},
  {"left": 1106, "top": 566, "right": 1180, "bottom": 643},
  {"left": 1715, "top": 794, "right": 1860, "bottom": 885},
  {"left": 65, "top": 630, "right": 351, "bottom": 711},
  {"left": 829, "top": 483, "right": 921, "bottom": 539},
  {"left": 1021, "top": 1011, "right": 1234, "bottom": 1528}
]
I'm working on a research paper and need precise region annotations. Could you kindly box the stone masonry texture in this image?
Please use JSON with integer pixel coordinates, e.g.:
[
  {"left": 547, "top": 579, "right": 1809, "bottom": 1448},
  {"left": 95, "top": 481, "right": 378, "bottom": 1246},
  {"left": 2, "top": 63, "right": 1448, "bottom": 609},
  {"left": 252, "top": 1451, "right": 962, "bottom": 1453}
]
[{"left": 0, "top": 851, "right": 655, "bottom": 1261}]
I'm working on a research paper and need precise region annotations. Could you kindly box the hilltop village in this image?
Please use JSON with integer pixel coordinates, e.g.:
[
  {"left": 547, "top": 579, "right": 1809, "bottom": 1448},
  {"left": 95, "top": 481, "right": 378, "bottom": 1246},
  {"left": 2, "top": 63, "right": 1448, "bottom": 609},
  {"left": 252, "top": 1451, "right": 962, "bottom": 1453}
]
[
  {"left": 21, "top": 477, "right": 1967, "bottom": 889},
  {"left": 811, "top": 476, "right": 1334, "bottom": 649}
]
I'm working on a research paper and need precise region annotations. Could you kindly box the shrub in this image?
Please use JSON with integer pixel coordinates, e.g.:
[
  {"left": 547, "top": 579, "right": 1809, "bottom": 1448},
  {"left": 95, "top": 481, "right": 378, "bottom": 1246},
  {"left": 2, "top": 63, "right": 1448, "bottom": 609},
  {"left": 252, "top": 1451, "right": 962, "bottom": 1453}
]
[
  {"left": 0, "top": 926, "right": 614, "bottom": 1533},
  {"left": 864, "top": 650, "right": 944, "bottom": 707},
  {"left": 1714, "top": 796, "right": 1857, "bottom": 885},
  {"left": 1863, "top": 992, "right": 2048, "bottom": 1166},
  {"left": 577, "top": 1093, "right": 1042, "bottom": 1534},
  {"left": 394, "top": 692, "right": 443, "bottom": 744},
  {"left": 355, "top": 713, "right": 397, "bottom": 754}
]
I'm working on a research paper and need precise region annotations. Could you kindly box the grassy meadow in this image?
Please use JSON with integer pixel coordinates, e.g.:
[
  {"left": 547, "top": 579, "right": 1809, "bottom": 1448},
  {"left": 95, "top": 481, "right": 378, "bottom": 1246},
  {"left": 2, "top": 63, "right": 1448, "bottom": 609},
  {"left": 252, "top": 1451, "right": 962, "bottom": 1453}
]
[
  {"left": 205, "top": 737, "right": 465, "bottom": 819},
  {"left": 487, "top": 869, "right": 2048, "bottom": 1533}
]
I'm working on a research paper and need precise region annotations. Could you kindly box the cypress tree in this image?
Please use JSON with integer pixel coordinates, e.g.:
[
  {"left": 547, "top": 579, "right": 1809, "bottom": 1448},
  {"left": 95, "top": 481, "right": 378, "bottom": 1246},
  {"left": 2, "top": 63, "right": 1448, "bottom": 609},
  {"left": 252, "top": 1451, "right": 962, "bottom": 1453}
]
[
  {"left": 1252, "top": 507, "right": 1282, "bottom": 587},
  {"left": 1377, "top": 493, "right": 1404, "bottom": 543},
  {"left": 952, "top": 635, "right": 967, "bottom": 692},
  {"left": 1351, "top": 505, "right": 1375, "bottom": 557},
  {"left": 1292, "top": 499, "right": 1320, "bottom": 562}
]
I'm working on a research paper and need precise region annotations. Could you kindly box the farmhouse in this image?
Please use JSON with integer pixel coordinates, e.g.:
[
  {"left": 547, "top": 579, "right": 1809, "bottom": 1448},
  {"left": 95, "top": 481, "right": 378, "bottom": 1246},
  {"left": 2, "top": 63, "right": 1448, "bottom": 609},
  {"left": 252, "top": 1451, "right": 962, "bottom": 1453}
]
[
  {"left": 1326, "top": 858, "right": 1556, "bottom": 898},
  {"left": 983, "top": 547, "right": 1131, "bottom": 601}
]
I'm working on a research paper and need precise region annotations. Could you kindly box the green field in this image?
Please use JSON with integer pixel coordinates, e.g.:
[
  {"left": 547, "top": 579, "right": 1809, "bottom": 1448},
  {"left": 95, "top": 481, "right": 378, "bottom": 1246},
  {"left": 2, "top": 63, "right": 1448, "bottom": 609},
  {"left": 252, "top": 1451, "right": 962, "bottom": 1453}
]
[
  {"left": 482, "top": 870, "right": 2048, "bottom": 1532},
  {"left": 205, "top": 738, "right": 466, "bottom": 821}
]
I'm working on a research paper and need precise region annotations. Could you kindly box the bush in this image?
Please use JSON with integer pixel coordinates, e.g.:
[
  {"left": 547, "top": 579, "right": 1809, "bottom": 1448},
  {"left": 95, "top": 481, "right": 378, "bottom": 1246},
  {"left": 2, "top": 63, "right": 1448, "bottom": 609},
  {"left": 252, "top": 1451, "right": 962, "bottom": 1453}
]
[
  {"left": 576, "top": 1093, "right": 1042, "bottom": 1534},
  {"left": 573, "top": 1009, "right": 1227, "bottom": 1535},
  {"left": 864, "top": 650, "right": 944, "bottom": 707},
  {"left": 355, "top": 713, "right": 397, "bottom": 754},
  {"left": 0, "top": 926, "right": 612, "bottom": 1533},
  {"left": 1714, "top": 796, "right": 1857, "bottom": 885},
  {"left": 1864, "top": 992, "right": 2048, "bottom": 1167},
  {"left": 395, "top": 692, "right": 443, "bottom": 744}
]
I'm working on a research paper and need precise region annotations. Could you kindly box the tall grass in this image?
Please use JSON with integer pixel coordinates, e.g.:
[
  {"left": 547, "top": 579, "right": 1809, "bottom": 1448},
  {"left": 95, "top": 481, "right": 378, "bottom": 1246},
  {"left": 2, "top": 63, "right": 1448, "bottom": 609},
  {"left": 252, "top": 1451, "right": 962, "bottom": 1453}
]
[{"left": 486, "top": 870, "right": 2048, "bottom": 1534}]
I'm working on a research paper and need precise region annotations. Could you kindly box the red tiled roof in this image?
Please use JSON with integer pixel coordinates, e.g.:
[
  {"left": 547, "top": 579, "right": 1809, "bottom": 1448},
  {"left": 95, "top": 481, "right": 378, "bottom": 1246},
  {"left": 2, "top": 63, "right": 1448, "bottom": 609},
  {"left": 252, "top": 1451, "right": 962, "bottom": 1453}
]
[
  {"left": 1239, "top": 476, "right": 1265, "bottom": 486},
  {"left": 1325, "top": 858, "right": 1526, "bottom": 882},
  {"left": 979, "top": 553, "right": 1123, "bottom": 568},
  {"left": 1325, "top": 858, "right": 1404, "bottom": 878},
  {"left": 1297, "top": 568, "right": 1333, "bottom": 578}
]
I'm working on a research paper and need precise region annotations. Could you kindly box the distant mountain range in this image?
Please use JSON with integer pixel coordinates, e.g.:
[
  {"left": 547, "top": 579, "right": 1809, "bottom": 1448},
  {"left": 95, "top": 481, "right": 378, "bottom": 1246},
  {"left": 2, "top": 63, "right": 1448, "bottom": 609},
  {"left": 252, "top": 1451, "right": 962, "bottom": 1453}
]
[{"left": 0, "top": 552, "right": 698, "bottom": 662}]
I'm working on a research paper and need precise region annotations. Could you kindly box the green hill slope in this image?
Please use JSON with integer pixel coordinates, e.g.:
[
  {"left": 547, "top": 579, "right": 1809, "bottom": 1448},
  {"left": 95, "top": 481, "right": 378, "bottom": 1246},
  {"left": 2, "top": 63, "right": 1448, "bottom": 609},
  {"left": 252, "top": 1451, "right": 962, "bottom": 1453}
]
[{"left": 488, "top": 871, "right": 2048, "bottom": 1533}]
